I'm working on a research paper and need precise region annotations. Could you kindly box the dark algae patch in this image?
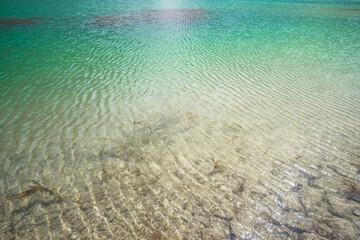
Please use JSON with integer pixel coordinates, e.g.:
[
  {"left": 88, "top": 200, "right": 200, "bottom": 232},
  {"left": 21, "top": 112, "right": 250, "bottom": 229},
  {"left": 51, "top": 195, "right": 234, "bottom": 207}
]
[
  {"left": 0, "top": 17, "right": 44, "bottom": 26},
  {"left": 232, "top": 181, "right": 245, "bottom": 196},
  {"left": 213, "top": 214, "right": 237, "bottom": 240},
  {"left": 343, "top": 180, "right": 360, "bottom": 203},
  {"left": 261, "top": 212, "right": 309, "bottom": 235}
]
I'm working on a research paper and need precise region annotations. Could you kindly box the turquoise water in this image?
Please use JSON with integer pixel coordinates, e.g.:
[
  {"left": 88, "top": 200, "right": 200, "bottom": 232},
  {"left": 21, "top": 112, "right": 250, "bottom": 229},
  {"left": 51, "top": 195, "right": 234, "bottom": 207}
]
[{"left": 1, "top": 0, "right": 360, "bottom": 239}]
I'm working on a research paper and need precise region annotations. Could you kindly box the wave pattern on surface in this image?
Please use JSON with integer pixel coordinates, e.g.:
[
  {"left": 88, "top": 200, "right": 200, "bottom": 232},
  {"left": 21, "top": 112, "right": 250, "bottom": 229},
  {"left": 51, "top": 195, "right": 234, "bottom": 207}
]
[{"left": 0, "top": 1, "right": 360, "bottom": 239}]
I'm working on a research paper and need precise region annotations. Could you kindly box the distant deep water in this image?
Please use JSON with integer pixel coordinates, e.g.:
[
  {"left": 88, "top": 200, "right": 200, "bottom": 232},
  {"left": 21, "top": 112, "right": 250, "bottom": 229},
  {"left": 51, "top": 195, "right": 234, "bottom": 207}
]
[{"left": 1, "top": 0, "right": 360, "bottom": 239}]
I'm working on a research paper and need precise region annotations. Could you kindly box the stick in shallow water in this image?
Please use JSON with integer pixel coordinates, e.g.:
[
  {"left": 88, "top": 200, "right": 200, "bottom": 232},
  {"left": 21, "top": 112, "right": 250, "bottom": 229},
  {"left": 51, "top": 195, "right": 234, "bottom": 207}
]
[{"left": 7, "top": 181, "right": 62, "bottom": 201}]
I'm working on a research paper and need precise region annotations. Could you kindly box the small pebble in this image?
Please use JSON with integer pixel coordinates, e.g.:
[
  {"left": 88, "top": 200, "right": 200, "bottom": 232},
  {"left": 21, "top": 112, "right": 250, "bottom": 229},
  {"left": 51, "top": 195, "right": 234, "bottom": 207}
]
[
  {"left": 279, "top": 231, "right": 290, "bottom": 237},
  {"left": 292, "top": 183, "right": 303, "bottom": 192},
  {"left": 353, "top": 209, "right": 360, "bottom": 217}
]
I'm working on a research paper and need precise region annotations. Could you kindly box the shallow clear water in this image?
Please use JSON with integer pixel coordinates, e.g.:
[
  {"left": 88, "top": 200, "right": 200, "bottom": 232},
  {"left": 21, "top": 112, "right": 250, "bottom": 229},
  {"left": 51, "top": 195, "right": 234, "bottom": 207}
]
[{"left": 1, "top": 0, "right": 360, "bottom": 239}]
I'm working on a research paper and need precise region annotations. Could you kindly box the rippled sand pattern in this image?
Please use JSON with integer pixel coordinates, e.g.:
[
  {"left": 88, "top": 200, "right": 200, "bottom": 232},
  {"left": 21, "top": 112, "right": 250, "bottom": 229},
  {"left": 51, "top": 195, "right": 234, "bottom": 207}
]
[{"left": 1, "top": 0, "right": 360, "bottom": 239}]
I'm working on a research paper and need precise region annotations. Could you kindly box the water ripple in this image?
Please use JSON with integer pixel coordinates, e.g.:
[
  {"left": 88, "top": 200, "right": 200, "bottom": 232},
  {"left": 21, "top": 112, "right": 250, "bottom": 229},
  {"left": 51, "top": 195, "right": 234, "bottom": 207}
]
[{"left": 1, "top": 1, "right": 360, "bottom": 239}]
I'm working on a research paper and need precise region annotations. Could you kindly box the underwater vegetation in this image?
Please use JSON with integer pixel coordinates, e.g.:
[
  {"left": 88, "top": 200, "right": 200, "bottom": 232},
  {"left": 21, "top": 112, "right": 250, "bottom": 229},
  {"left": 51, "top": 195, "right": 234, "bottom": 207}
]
[
  {"left": 344, "top": 180, "right": 360, "bottom": 203},
  {"left": 0, "top": 17, "right": 44, "bottom": 26}
]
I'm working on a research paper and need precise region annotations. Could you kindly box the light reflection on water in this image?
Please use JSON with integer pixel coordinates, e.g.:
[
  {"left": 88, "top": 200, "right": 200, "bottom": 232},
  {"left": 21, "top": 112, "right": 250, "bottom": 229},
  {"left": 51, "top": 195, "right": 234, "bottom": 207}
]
[{"left": 0, "top": 0, "right": 360, "bottom": 239}]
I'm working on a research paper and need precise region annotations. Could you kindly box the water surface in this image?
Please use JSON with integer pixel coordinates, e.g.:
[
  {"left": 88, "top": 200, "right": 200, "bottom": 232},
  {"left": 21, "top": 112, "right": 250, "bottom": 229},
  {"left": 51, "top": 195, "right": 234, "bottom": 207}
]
[{"left": 1, "top": 0, "right": 360, "bottom": 239}]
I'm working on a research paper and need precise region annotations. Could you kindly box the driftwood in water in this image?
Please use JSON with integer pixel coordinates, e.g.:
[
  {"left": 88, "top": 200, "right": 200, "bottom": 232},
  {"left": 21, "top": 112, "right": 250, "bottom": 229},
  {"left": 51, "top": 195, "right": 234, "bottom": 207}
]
[
  {"left": 7, "top": 181, "right": 62, "bottom": 201},
  {"left": 209, "top": 157, "right": 225, "bottom": 175},
  {"left": 95, "top": 8, "right": 205, "bottom": 25},
  {"left": 0, "top": 17, "right": 44, "bottom": 26}
]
